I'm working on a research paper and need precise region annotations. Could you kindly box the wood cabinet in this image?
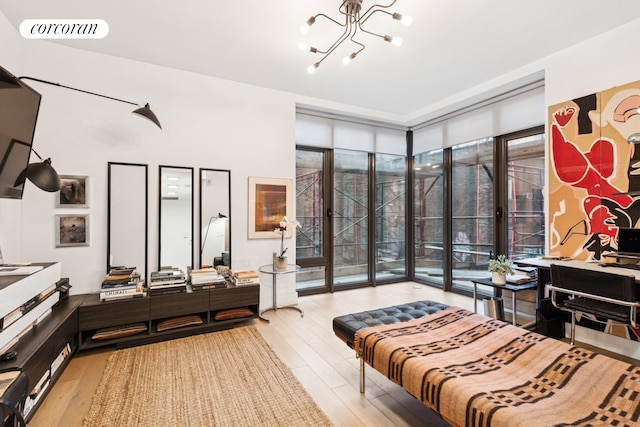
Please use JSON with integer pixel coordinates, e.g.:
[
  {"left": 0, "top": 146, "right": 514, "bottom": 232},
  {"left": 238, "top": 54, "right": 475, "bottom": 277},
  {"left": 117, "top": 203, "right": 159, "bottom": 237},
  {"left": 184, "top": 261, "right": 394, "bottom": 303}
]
[
  {"left": 78, "top": 284, "right": 260, "bottom": 350},
  {"left": 1, "top": 295, "right": 86, "bottom": 422},
  {"left": 1, "top": 269, "right": 260, "bottom": 424}
]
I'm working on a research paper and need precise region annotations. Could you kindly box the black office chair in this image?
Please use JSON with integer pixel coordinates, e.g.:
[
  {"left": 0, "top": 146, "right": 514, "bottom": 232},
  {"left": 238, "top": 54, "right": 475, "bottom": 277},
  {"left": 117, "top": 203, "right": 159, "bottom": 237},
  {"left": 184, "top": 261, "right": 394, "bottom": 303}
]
[{"left": 547, "top": 264, "right": 640, "bottom": 344}]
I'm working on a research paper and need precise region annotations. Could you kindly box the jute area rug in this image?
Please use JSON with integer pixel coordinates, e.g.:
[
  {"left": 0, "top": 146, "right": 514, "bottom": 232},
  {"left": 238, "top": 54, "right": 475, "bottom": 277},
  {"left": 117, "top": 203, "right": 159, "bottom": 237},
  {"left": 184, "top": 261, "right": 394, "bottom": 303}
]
[{"left": 83, "top": 325, "right": 333, "bottom": 427}]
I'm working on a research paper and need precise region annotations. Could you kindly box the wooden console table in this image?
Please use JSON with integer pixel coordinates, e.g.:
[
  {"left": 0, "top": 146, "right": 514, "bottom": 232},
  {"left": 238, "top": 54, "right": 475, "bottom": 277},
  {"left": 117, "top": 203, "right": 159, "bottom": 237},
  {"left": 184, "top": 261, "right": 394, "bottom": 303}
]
[{"left": 77, "top": 284, "right": 260, "bottom": 350}]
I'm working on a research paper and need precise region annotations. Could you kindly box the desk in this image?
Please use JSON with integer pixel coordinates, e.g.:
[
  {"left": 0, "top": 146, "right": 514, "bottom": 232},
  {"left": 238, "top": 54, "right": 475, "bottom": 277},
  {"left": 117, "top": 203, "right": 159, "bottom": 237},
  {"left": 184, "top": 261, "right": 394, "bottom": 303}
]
[
  {"left": 517, "top": 257, "right": 640, "bottom": 301},
  {"left": 258, "top": 264, "right": 303, "bottom": 321},
  {"left": 471, "top": 277, "right": 537, "bottom": 326}
]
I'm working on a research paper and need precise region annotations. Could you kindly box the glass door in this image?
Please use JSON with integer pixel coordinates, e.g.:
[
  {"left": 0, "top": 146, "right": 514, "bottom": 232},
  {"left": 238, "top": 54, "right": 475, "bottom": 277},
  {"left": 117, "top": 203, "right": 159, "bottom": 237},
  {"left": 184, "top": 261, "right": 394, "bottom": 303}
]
[
  {"left": 501, "top": 127, "right": 546, "bottom": 259},
  {"left": 375, "top": 153, "right": 407, "bottom": 281},
  {"left": 414, "top": 150, "right": 445, "bottom": 287},
  {"left": 333, "top": 149, "right": 370, "bottom": 288},
  {"left": 450, "top": 138, "right": 494, "bottom": 293},
  {"left": 295, "top": 148, "right": 331, "bottom": 293}
]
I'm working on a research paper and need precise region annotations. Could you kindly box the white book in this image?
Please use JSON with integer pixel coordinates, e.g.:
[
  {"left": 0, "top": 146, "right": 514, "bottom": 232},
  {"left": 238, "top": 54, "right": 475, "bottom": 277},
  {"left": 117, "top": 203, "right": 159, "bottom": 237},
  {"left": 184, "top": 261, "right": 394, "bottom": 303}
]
[{"left": 51, "top": 350, "right": 66, "bottom": 376}]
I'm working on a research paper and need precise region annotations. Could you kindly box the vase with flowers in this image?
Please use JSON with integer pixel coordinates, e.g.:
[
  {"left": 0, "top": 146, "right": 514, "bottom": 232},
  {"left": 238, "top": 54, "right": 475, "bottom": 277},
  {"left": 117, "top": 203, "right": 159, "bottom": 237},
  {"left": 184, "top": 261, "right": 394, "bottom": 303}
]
[{"left": 274, "top": 216, "right": 301, "bottom": 270}]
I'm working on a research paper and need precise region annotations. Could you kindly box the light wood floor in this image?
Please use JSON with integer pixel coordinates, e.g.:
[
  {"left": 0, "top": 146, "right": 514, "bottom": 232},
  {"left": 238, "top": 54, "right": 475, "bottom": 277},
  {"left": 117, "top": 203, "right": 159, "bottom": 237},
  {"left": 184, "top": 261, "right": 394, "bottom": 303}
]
[
  {"left": 28, "top": 282, "right": 638, "bottom": 426},
  {"left": 31, "top": 282, "right": 469, "bottom": 426}
]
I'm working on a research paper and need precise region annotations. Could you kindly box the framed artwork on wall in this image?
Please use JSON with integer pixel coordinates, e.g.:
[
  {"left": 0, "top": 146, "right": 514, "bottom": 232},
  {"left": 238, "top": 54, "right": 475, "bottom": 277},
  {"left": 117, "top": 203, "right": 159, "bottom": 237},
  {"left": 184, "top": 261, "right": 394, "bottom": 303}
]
[
  {"left": 55, "top": 214, "right": 90, "bottom": 247},
  {"left": 57, "top": 175, "right": 89, "bottom": 207},
  {"left": 248, "top": 176, "right": 292, "bottom": 239}
]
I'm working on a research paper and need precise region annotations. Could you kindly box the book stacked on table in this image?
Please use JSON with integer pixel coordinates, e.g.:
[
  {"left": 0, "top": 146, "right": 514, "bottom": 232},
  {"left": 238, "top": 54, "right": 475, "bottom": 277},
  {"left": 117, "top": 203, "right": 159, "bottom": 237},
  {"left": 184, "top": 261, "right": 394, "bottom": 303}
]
[
  {"left": 149, "top": 267, "right": 187, "bottom": 295},
  {"left": 230, "top": 269, "right": 259, "bottom": 286},
  {"left": 101, "top": 267, "right": 145, "bottom": 302},
  {"left": 506, "top": 265, "right": 537, "bottom": 284},
  {"left": 189, "top": 268, "right": 227, "bottom": 291}
]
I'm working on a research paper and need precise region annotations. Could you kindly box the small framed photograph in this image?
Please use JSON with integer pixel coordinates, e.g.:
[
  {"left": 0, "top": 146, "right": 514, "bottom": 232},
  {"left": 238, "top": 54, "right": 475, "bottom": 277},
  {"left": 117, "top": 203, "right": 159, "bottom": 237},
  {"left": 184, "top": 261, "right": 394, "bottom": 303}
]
[
  {"left": 248, "top": 176, "right": 293, "bottom": 239},
  {"left": 57, "top": 175, "right": 89, "bottom": 207},
  {"left": 55, "top": 214, "right": 90, "bottom": 247}
]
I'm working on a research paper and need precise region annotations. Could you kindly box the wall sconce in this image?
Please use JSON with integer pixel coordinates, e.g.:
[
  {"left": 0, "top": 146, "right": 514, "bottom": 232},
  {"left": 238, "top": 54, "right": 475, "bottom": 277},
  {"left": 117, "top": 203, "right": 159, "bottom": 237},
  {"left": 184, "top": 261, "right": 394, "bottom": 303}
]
[
  {"left": 15, "top": 148, "right": 61, "bottom": 192},
  {"left": 19, "top": 76, "right": 162, "bottom": 129}
]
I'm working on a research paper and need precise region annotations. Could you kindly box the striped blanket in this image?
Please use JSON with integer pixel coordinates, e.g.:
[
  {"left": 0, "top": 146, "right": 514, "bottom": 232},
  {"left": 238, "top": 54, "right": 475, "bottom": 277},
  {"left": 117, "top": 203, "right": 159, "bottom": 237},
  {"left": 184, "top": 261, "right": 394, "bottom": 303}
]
[{"left": 354, "top": 306, "right": 640, "bottom": 427}]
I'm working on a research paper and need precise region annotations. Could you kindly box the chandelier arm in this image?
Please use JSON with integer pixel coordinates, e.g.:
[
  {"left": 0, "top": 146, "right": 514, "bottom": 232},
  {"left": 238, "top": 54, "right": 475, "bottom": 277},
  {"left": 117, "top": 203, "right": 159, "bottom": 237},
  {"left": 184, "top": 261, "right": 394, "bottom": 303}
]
[
  {"left": 348, "top": 33, "right": 366, "bottom": 55},
  {"left": 315, "top": 18, "right": 358, "bottom": 67},
  {"left": 357, "top": 22, "right": 386, "bottom": 40},
  {"left": 359, "top": 0, "right": 398, "bottom": 22},
  {"left": 315, "top": 14, "right": 355, "bottom": 56},
  {"left": 359, "top": 8, "right": 392, "bottom": 26},
  {"left": 337, "top": 0, "right": 351, "bottom": 16},
  {"left": 313, "top": 12, "right": 347, "bottom": 28}
]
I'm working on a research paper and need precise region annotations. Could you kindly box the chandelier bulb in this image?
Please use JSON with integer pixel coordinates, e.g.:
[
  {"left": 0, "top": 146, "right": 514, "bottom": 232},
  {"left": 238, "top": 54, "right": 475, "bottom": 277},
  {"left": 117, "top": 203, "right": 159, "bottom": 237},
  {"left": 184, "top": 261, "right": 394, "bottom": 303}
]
[
  {"left": 307, "top": 63, "right": 319, "bottom": 74},
  {"left": 299, "top": 43, "right": 319, "bottom": 54},
  {"left": 342, "top": 53, "right": 357, "bottom": 65},
  {"left": 384, "top": 35, "right": 403, "bottom": 46},
  {"left": 300, "top": 16, "right": 316, "bottom": 34},
  {"left": 392, "top": 13, "right": 412, "bottom": 26}
]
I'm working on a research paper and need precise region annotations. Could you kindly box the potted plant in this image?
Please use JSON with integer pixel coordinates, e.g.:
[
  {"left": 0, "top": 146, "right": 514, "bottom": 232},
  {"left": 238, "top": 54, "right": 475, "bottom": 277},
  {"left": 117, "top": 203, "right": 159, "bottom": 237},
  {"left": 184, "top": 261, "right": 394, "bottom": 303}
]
[
  {"left": 488, "top": 254, "right": 514, "bottom": 285},
  {"left": 274, "top": 216, "right": 301, "bottom": 270}
]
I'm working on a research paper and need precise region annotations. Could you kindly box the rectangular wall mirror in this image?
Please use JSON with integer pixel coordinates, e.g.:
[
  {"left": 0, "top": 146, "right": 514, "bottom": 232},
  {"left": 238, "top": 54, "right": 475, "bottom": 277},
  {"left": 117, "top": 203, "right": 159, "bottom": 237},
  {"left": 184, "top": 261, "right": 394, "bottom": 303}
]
[
  {"left": 199, "top": 168, "right": 231, "bottom": 268},
  {"left": 159, "top": 165, "right": 194, "bottom": 273},
  {"left": 108, "top": 162, "right": 148, "bottom": 279}
]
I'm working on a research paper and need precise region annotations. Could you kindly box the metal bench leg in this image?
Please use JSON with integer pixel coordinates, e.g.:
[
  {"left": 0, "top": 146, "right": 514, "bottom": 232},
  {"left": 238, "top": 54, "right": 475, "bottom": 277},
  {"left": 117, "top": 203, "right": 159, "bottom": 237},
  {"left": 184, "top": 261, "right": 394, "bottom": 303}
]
[
  {"left": 360, "top": 358, "right": 365, "bottom": 393},
  {"left": 570, "top": 311, "right": 576, "bottom": 345}
]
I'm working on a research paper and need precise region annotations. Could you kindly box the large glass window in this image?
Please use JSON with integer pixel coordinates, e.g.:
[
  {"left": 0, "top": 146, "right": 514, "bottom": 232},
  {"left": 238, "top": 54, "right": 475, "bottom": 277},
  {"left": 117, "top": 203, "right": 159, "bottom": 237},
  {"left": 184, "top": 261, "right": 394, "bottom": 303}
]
[
  {"left": 451, "top": 138, "right": 495, "bottom": 292},
  {"left": 375, "top": 153, "right": 407, "bottom": 280},
  {"left": 414, "top": 150, "right": 444, "bottom": 286},
  {"left": 413, "top": 128, "right": 544, "bottom": 294},
  {"left": 296, "top": 150, "right": 324, "bottom": 259},
  {"left": 334, "top": 150, "right": 369, "bottom": 286},
  {"left": 506, "top": 133, "right": 545, "bottom": 259},
  {"left": 295, "top": 149, "right": 329, "bottom": 292}
]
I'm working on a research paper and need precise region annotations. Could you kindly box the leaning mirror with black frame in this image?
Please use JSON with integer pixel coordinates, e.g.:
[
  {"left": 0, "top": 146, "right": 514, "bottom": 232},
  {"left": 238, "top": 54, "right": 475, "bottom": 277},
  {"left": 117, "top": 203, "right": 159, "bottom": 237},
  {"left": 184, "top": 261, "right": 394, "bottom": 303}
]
[
  {"left": 107, "top": 162, "right": 148, "bottom": 280},
  {"left": 158, "top": 165, "right": 194, "bottom": 274},
  {"left": 199, "top": 168, "right": 231, "bottom": 268}
]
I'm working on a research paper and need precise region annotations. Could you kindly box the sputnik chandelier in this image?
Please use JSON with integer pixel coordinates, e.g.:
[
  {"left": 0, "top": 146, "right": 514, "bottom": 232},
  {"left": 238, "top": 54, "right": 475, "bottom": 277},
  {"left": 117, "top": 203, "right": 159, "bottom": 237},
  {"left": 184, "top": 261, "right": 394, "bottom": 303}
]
[{"left": 300, "top": 0, "right": 412, "bottom": 74}]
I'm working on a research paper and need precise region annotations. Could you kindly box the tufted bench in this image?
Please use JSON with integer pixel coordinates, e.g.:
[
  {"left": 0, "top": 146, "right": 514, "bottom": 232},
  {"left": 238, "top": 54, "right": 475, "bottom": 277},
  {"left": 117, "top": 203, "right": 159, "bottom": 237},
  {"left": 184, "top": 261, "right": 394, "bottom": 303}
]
[
  {"left": 332, "top": 300, "right": 449, "bottom": 349},
  {"left": 333, "top": 300, "right": 449, "bottom": 393}
]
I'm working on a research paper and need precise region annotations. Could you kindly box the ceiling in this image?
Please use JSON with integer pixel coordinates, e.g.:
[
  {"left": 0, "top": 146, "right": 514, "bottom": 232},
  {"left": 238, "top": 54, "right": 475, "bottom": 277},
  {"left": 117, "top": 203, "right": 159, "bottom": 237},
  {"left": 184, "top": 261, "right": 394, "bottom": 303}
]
[{"left": 3, "top": 1, "right": 640, "bottom": 122}]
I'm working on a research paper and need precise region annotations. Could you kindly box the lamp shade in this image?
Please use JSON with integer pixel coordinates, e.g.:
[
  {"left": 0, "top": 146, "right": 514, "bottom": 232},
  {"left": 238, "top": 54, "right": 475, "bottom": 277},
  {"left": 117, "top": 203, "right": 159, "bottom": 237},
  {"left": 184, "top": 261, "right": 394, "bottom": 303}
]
[
  {"left": 26, "top": 158, "right": 60, "bottom": 192},
  {"left": 133, "top": 103, "right": 162, "bottom": 129}
]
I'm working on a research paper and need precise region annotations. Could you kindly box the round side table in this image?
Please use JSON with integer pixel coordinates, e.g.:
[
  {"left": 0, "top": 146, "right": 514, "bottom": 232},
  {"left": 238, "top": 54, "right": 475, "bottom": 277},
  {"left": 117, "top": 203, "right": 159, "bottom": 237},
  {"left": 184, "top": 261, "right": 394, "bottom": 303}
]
[{"left": 258, "top": 264, "right": 303, "bottom": 322}]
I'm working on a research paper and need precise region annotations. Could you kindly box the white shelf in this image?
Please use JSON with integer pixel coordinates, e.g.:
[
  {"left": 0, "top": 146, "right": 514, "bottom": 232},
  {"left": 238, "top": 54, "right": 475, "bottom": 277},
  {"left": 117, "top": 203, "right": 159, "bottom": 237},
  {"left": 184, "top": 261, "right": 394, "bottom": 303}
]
[
  {"left": 0, "top": 292, "right": 60, "bottom": 351},
  {"left": 0, "top": 262, "right": 61, "bottom": 319}
]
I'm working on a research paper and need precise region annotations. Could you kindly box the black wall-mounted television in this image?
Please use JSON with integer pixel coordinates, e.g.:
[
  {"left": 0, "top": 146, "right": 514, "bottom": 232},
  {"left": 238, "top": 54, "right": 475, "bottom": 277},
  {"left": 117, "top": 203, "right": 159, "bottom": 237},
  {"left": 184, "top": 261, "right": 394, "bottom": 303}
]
[{"left": 0, "top": 65, "right": 42, "bottom": 199}]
